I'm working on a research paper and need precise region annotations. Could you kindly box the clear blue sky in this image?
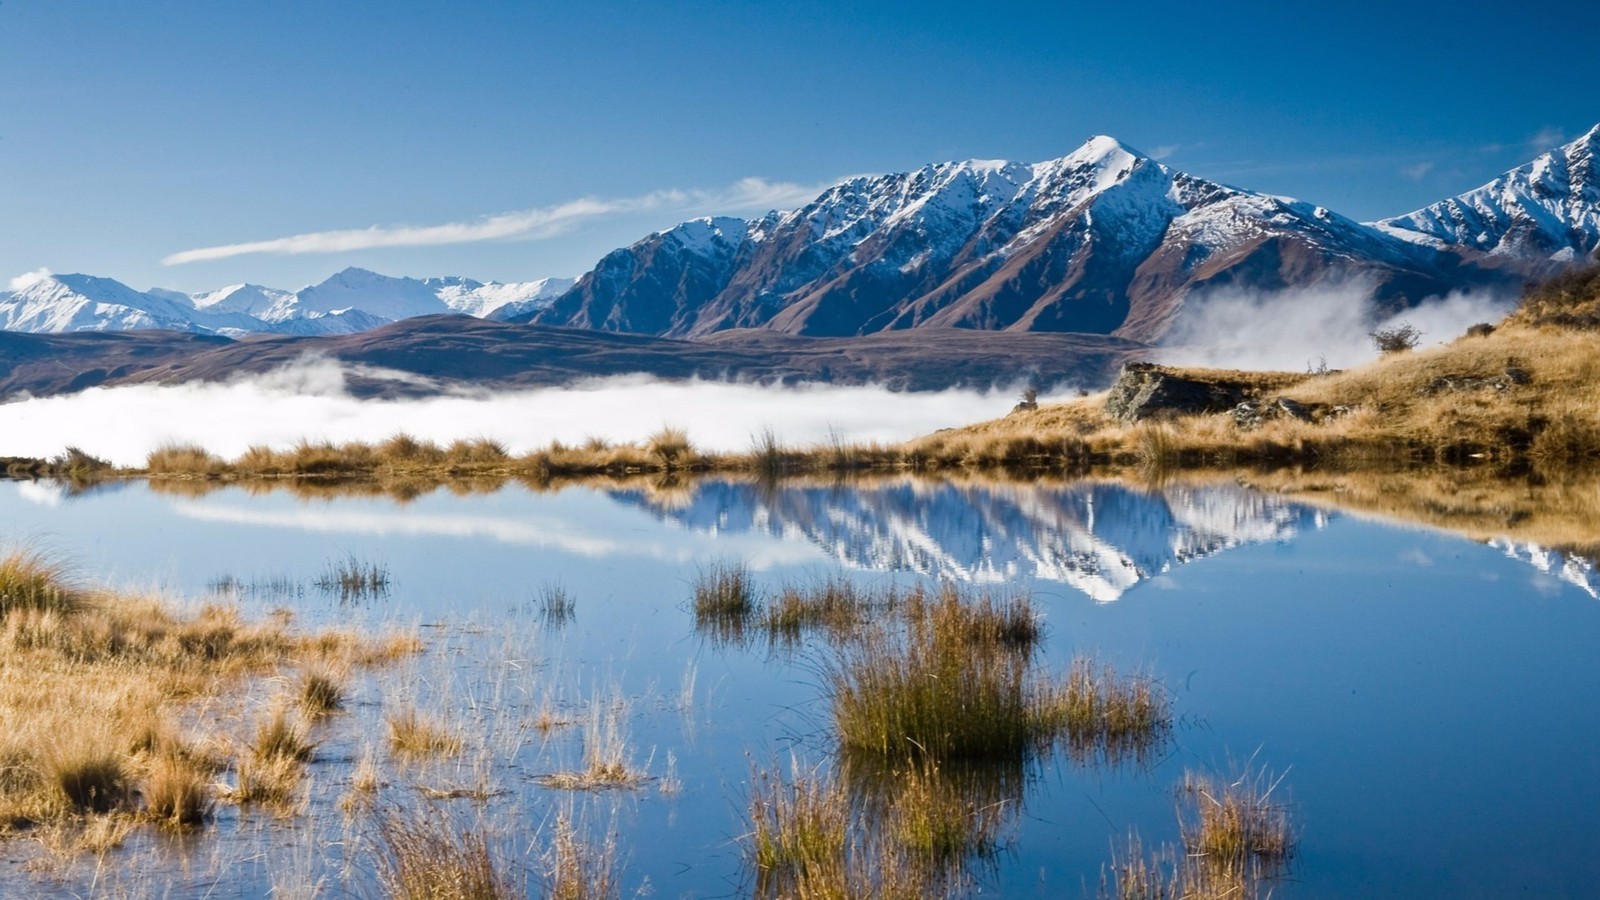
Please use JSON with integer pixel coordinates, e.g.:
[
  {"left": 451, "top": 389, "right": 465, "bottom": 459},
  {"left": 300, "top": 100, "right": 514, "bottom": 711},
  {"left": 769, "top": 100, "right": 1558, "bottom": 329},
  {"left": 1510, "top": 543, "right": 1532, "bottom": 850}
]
[{"left": 2, "top": 0, "right": 1595, "bottom": 294}]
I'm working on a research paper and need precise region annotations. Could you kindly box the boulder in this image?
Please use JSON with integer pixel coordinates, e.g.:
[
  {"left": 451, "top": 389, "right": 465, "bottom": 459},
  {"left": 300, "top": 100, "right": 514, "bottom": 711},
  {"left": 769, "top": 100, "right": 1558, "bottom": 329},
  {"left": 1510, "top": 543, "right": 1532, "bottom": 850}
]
[{"left": 1105, "top": 363, "right": 1256, "bottom": 423}]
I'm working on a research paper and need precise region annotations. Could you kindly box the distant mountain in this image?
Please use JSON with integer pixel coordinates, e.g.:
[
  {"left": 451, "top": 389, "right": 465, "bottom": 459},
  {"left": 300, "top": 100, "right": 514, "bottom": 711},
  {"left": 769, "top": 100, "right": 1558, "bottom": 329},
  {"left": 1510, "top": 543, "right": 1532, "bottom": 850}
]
[
  {"left": 0, "top": 268, "right": 574, "bottom": 337},
  {"left": 519, "top": 133, "right": 1599, "bottom": 342},
  {"left": 1376, "top": 125, "right": 1600, "bottom": 263},
  {"left": 0, "top": 317, "right": 1139, "bottom": 400}
]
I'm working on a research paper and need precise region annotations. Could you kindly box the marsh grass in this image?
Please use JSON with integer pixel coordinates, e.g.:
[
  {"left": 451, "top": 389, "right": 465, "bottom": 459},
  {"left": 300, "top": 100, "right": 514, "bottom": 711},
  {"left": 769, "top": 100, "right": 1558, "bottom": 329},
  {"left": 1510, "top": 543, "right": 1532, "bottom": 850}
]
[
  {"left": 829, "top": 585, "right": 1043, "bottom": 762},
  {"left": 252, "top": 706, "right": 316, "bottom": 763},
  {"left": 373, "top": 804, "right": 516, "bottom": 900},
  {"left": 692, "top": 561, "right": 757, "bottom": 643},
  {"left": 0, "top": 548, "right": 83, "bottom": 618},
  {"left": 542, "top": 814, "right": 621, "bottom": 900},
  {"left": 758, "top": 577, "right": 895, "bottom": 648},
  {"left": 1048, "top": 658, "right": 1171, "bottom": 766},
  {"left": 386, "top": 707, "right": 465, "bottom": 759},
  {"left": 142, "top": 749, "right": 214, "bottom": 829},
  {"left": 313, "top": 554, "right": 391, "bottom": 602},
  {"left": 1179, "top": 767, "right": 1295, "bottom": 879},
  {"left": 536, "top": 696, "right": 645, "bottom": 791},
  {"left": 536, "top": 582, "right": 576, "bottom": 629},
  {"left": 0, "top": 547, "right": 417, "bottom": 843},
  {"left": 297, "top": 665, "right": 348, "bottom": 718},
  {"left": 748, "top": 761, "right": 849, "bottom": 881}
]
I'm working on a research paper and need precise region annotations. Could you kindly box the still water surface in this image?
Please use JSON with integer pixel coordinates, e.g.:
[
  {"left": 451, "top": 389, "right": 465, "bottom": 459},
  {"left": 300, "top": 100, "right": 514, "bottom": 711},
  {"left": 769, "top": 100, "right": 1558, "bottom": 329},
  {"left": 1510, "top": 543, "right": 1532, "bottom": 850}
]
[{"left": 1, "top": 476, "right": 1597, "bottom": 898}]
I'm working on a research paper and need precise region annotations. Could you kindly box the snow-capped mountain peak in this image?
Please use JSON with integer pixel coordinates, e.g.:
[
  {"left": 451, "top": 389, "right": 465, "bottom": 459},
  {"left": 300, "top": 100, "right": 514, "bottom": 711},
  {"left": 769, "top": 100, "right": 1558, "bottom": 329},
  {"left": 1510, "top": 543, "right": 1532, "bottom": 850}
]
[{"left": 1375, "top": 126, "right": 1600, "bottom": 261}]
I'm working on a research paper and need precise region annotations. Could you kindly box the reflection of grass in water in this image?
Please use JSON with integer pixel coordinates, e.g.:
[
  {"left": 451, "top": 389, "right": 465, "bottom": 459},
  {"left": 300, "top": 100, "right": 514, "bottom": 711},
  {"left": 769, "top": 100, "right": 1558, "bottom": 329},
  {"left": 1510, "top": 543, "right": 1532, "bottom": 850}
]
[{"left": 313, "top": 555, "right": 391, "bottom": 603}]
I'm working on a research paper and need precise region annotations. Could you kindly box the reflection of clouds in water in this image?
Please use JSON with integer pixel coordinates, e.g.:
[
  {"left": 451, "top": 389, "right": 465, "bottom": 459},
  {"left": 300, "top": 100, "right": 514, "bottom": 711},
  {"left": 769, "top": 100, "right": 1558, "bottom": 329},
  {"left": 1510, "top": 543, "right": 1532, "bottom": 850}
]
[
  {"left": 14, "top": 481, "right": 65, "bottom": 508},
  {"left": 169, "top": 501, "right": 827, "bottom": 570}
]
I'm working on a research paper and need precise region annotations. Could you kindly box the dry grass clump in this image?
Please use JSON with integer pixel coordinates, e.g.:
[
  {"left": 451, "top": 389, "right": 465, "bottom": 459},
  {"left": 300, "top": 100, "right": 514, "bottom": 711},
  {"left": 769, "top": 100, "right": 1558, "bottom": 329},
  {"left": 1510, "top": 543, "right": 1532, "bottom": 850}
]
[
  {"left": 373, "top": 805, "right": 517, "bottom": 900},
  {"left": 0, "top": 548, "right": 83, "bottom": 618},
  {"left": 298, "top": 664, "right": 348, "bottom": 717},
  {"left": 542, "top": 814, "right": 621, "bottom": 900},
  {"left": 1049, "top": 658, "right": 1171, "bottom": 766},
  {"left": 142, "top": 749, "right": 214, "bottom": 828},
  {"left": 536, "top": 699, "right": 645, "bottom": 791},
  {"left": 882, "top": 758, "right": 1009, "bottom": 867},
  {"left": 144, "top": 442, "right": 228, "bottom": 476},
  {"left": 0, "top": 548, "right": 417, "bottom": 842},
  {"left": 1098, "top": 766, "right": 1297, "bottom": 900},
  {"left": 386, "top": 707, "right": 465, "bottom": 759},
  {"left": 692, "top": 560, "right": 757, "bottom": 643},
  {"left": 252, "top": 705, "right": 316, "bottom": 763},
  {"left": 1179, "top": 767, "right": 1295, "bottom": 878},
  {"left": 828, "top": 584, "right": 1048, "bottom": 763}
]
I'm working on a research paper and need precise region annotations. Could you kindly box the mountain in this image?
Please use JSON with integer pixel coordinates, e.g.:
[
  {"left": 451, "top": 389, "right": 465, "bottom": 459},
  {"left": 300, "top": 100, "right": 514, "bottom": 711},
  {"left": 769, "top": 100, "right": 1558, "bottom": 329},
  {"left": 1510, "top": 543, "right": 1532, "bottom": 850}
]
[
  {"left": 8, "top": 126, "right": 1597, "bottom": 345},
  {"left": 519, "top": 135, "right": 1547, "bottom": 342},
  {"left": 1376, "top": 125, "right": 1600, "bottom": 264},
  {"left": 0, "top": 274, "right": 262, "bottom": 334},
  {"left": 611, "top": 478, "right": 1329, "bottom": 601},
  {"left": 0, "top": 268, "right": 572, "bottom": 337}
]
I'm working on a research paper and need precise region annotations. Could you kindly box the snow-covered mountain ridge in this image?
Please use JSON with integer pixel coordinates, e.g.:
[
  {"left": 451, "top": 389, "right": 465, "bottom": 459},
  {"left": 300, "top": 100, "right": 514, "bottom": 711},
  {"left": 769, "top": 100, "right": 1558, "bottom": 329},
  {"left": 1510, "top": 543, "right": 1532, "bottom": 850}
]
[
  {"left": 522, "top": 127, "right": 1600, "bottom": 341},
  {"left": 0, "top": 268, "right": 574, "bottom": 336},
  {"left": 6, "top": 125, "right": 1596, "bottom": 339}
]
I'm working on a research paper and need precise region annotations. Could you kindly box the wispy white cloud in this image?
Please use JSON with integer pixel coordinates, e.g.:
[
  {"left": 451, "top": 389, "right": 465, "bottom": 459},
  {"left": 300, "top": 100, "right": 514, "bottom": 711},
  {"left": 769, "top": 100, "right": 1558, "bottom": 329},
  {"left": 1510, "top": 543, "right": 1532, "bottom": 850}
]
[
  {"left": 1399, "top": 161, "right": 1434, "bottom": 181},
  {"left": 1148, "top": 144, "right": 1180, "bottom": 161},
  {"left": 1526, "top": 126, "right": 1566, "bottom": 154},
  {"left": 162, "top": 177, "right": 828, "bottom": 265},
  {"left": 8, "top": 267, "right": 51, "bottom": 290}
]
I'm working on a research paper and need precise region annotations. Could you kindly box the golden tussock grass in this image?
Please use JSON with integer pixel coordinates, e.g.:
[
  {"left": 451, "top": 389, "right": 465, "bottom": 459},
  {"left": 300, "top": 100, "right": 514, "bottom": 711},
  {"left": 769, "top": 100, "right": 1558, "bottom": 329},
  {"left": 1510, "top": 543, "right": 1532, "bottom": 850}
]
[
  {"left": 0, "top": 547, "right": 418, "bottom": 843},
  {"left": 372, "top": 804, "right": 517, "bottom": 900},
  {"left": 386, "top": 707, "right": 465, "bottom": 759}
]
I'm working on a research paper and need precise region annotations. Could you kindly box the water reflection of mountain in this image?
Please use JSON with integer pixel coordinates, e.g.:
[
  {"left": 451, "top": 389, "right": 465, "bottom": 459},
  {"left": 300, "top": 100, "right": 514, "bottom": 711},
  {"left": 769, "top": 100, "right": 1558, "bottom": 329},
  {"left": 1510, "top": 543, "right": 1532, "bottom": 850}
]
[
  {"left": 611, "top": 479, "right": 1330, "bottom": 602},
  {"left": 1490, "top": 540, "right": 1600, "bottom": 599}
]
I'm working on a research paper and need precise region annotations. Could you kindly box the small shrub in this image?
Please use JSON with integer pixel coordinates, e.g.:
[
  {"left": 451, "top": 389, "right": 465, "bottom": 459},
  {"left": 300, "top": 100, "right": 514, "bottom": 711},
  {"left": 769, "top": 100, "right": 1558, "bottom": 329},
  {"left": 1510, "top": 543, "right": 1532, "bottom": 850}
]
[
  {"left": 1369, "top": 322, "right": 1422, "bottom": 353},
  {"left": 1465, "top": 322, "right": 1496, "bottom": 338}
]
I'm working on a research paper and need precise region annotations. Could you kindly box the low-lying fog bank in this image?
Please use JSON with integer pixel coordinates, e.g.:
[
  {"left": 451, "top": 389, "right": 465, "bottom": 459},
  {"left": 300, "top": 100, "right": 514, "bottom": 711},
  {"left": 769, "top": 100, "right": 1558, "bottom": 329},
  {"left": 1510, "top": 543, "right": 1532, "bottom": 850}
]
[{"left": 0, "top": 360, "right": 1056, "bottom": 467}]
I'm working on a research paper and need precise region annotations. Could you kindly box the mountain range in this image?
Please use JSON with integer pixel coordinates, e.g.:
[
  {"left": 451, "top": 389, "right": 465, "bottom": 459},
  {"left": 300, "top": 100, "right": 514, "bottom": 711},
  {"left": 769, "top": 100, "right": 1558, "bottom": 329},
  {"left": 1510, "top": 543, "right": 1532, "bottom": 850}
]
[{"left": 3, "top": 125, "right": 1596, "bottom": 346}]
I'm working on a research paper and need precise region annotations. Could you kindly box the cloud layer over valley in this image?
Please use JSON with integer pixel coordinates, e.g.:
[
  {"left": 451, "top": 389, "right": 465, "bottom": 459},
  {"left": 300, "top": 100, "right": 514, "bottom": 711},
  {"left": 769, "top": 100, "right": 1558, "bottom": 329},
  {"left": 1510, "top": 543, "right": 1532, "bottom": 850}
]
[{"left": 0, "top": 362, "right": 1044, "bottom": 467}]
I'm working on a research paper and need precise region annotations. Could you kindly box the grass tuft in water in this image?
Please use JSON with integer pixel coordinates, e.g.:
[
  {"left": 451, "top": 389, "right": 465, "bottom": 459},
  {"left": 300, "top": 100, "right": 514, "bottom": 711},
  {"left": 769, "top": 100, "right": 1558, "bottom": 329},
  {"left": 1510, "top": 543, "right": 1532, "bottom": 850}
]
[
  {"left": 1047, "top": 658, "right": 1171, "bottom": 766},
  {"left": 143, "top": 749, "right": 214, "bottom": 829},
  {"left": 386, "top": 707, "right": 464, "bottom": 759},
  {"left": 542, "top": 814, "right": 621, "bottom": 900},
  {"left": 692, "top": 561, "right": 757, "bottom": 643},
  {"left": 313, "top": 554, "right": 392, "bottom": 603},
  {"left": 297, "top": 665, "right": 348, "bottom": 718},
  {"left": 374, "top": 804, "right": 517, "bottom": 900},
  {"left": 1179, "top": 766, "right": 1295, "bottom": 879}
]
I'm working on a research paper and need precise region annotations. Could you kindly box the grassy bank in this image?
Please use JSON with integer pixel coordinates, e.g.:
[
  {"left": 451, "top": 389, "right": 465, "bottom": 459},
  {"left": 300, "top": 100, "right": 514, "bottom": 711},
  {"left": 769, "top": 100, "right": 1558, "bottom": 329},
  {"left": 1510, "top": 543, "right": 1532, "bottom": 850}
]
[{"left": 0, "top": 547, "right": 416, "bottom": 850}]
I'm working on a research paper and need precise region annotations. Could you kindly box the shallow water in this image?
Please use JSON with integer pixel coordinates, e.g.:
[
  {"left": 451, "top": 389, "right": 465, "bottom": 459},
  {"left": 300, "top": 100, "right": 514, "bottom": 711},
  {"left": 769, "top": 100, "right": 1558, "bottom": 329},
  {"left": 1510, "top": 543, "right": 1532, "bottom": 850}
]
[{"left": 2, "top": 474, "right": 1598, "bottom": 898}]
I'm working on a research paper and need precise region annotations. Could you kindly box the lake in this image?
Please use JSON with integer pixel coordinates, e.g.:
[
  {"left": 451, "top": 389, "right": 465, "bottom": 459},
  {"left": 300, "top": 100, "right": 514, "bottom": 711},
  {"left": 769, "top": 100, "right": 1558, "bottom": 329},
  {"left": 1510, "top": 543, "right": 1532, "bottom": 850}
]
[{"left": 2, "top": 473, "right": 1597, "bottom": 898}]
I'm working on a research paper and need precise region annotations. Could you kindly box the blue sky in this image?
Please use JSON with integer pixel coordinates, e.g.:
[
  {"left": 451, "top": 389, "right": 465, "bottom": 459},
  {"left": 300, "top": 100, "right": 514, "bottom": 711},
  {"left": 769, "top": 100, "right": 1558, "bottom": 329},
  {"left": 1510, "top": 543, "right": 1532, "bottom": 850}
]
[{"left": 2, "top": 0, "right": 1595, "bottom": 294}]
